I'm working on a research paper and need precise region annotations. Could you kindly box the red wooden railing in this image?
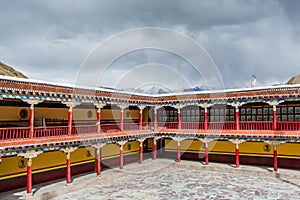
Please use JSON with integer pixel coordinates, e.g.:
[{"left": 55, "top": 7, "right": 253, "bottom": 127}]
[
  {"left": 208, "top": 122, "right": 236, "bottom": 130},
  {"left": 181, "top": 122, "right": 204, "bottom": 130},
  {"left": 123, "top": 123, "right": 139, "bottom": 131},
  {"left": 34, "top": 126, "right": 68, "bottom": 137},
  {"left": 277, "top": 122, "right": 300, "bottom": 131},
  {"left": 240, "top": 121, "right": 273, "bottom": 130},
  {"left": 1, "top": 121, "right": 300, "bottom": 141},
  {"left": 0, "top": 127, "right": 30, "bottom": 140},
  {"left": 157, "top": 122, "right": 178, "bottom": 129}
]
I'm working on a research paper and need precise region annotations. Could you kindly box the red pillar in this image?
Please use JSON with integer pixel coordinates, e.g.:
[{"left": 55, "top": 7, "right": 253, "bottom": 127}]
[
  {"left": 178, "top": 110, "right": 181, "bottom": 129},
  {"left": 153, "top": 139, "right": 157, "bottom": 160},
  {"left": 235, "top": 145, "right": 240, "bottom": 168},
  {"left": 66, "top": 153, "right": 71, "bottom": 184},
  {"left": 273, "top": 106, "right": 277, "bottom": 131},
  {"left": 96, "top": 148, "right": 101, "bottom": 176},
  {"left": 120, "top": 110, "right": 124, "bottom": 131},
  {"left": 139, "top": 142, "right": 143, "bottom": 164},
  {"left": 29, "top": 105, "right": 34, "bottom": 139},
  {"left": 97, "top": 109, "right": 101, "bottom": 134},
  {"left": 154, "top": 109, "right": 158, "bottom": 129},
  {"left": 274, "top": 146, "right": 278, "bottom": 172},
  {"left": 235, "top": 108, "right": 240, "bottom": 130},
  {"left": 120, "top": 147, "right": 123, "bottom": 169},
  {"left": 139, "top": 110, "right": 143, "bottom": 130},
  {"left": 68, "top": 107, "right": 72, "bottom": 136},
  {"left": 177, "top": 141, "right": 181, "bottom": 162},
  {"left": 26, "top": 158, "right": 32, "bottom": 194},
  {"left": 205, "top": 143, "right": 209, "bottom": 165},
  {"left": 204, "top": 109, "right": 208, "bottom": 130}
]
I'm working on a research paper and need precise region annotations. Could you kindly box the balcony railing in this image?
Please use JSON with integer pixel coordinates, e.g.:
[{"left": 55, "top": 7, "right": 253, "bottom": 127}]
[
  {"left": 240, "top": 121, "right": 273, "bottom": 130},
  {"left": 0, "top": 121, "right": 300, "bottom": 141}
]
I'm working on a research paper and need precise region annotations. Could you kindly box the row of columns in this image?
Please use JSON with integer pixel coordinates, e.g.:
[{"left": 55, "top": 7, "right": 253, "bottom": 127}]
[
  {"left": 19, "top": 99, "right": 283, "bottom": 135},
  {"left": 171, "top": 138, "right": 284, "bottom": 173},
  {"left": 20, "top": 100, "right": 148, "bottom": 137},
  {"left": 16, "top": 137, "right": 283, "bottom": 195},
  {"left": 161, "top": 100, "right": 283, "bottom": 131}
]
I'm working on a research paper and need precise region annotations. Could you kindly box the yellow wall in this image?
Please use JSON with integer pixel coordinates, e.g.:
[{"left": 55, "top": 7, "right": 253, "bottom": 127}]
[
  {"left": 0, "top": 141, "right": 140, "bottom": 180},
  {"left": 0, "top": 106, "right": 140, "bottom": 123},
  {"left": 164, "top": 139, "right": 300, "bottom": 158},
  {"left": 165, "top": 139, "right": 202, "bottom": 152},
  {"left": 0, "top": 106, "right": 29, "bottom": 120},
  {"left": 35, "top": 107, "right": 68, "bottom": 119}
]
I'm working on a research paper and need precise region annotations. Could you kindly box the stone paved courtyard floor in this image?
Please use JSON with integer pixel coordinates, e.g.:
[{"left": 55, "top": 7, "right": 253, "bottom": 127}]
[
  {"left": 52, "top": 161, "right": 300, "bottom": 200},
  {"left": 2, "top": 159, "right": 300, "bottom": 200}
]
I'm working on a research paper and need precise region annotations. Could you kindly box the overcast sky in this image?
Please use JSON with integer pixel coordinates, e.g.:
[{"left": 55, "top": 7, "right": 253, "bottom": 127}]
[{"left": 0, "top": 0, "right": 300, "bottom": 90}]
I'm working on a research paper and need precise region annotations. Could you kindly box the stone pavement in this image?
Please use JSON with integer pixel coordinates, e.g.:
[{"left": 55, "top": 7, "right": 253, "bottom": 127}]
[{"left": 1, "top": 159, "right": 300, "bottom": 199}]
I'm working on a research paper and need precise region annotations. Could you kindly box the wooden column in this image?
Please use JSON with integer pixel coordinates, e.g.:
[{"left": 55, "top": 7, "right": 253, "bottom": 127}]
[
  {"left": 22, "top": 100, "right": 43, "bottom": 139},
  {"left": 95, "top": 104, "right": 106, "bottom": 134},
  {"left": 172, "top": 137, "right": 184, "bottom": 162},
  {"left": 235, "top": 107, "right": 240, "bottom": 130},
  {"left": 199, "top": 138, "right": 214, "bottom": 165},
  {"left": 68, "top": 107, "right": 73, "bottom": 136},
  {"left": 273, "top": 145, "right": 278, "bottom": 172},
  {"left": 137, "top": 138, "right": 145, "bottom": 164},
  {"left": 177, "top": 140, "right": 181, "bottom": 162},
  {"left": 62, "top": 102, "right": 80, "bottom": 136},
  {"left": 154, "top": 108, "right": 158, "bottom": 130},
  {"left": 60, "top": 147, "right": 78, "bottom": 184},
  {"left": 117, "top": 141, "right": 127, "bottom": 169},
  {"left": 138, "top": 106, "right": 146, "bottom": 130},
  {"left": 229, "top": 102, "right": 245, "bottom": 131},
  {"left": 199, "top": 103, "right": 213, "bottom": 130},
  {"left": 266, "top": 141, "right": 285, "bottom": 173},
  {"left": 173, "top": 104, "right": 184, "bottom": 130},
  {"left": 266, "top": 100, "right": 283, "bottom": 131},
  {"left": 92, "top": 143, "right": 105, "bottom": 176},
  {"left": 29, "top": 105, "right": 34, "bottom": 139},
  {"left": 273, "top": 105, "right": 277, "bottom": 131},
  {"left": 18, "top": 151, "right": 42, "bottom": 194},
  {"left": 118, "top": 105, "right": 127, "bottom": 131},
  {"left": 229, "top": 139, "right": 246, "bottom": 168},
  {"left": 153, "top": 137, "right": 161, "bottom": 160}
]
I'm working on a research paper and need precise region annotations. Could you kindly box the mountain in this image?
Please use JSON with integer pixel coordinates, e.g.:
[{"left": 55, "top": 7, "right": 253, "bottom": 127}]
[
  {"left": 0, "top": 62, "right": 28, "bottom": 78},
  {"left": 286, "top": 74, "right": 300, "bottom": 85}
]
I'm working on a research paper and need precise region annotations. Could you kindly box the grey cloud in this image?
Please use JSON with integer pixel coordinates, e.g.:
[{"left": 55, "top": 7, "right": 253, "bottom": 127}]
[{"left": 0, "top": 0, "right": 299, "bottom": 89}]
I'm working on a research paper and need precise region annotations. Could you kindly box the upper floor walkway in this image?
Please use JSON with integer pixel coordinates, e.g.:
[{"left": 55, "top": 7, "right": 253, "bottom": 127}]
[{"left": 1, "top": 121, "right": 300, "bottom": 147}]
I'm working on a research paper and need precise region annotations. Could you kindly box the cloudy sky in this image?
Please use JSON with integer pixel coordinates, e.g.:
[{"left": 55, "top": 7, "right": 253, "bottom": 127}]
[{"left": 0, "top": 0, "right": 300, "bottom": 90}]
